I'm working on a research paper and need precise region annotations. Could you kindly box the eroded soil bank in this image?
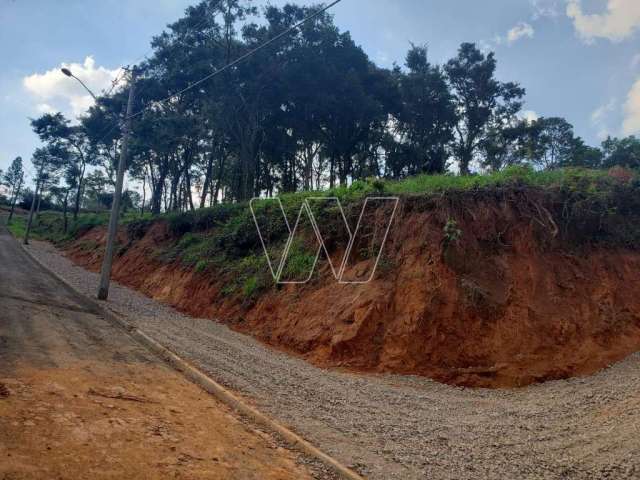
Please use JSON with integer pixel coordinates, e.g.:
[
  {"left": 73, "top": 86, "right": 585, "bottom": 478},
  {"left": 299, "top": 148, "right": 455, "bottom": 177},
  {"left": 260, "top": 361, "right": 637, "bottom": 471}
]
[{"left": 64, "top": 187, "right": 640, "bottom": 388}]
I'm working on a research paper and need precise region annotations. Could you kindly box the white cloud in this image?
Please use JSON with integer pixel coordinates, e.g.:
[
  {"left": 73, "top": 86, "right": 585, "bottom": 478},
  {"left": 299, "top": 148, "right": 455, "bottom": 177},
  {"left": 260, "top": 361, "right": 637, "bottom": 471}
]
[
  {"left": 492, "top": 22, "right": 535, "bottom": 47},
  {"left": 35, "top": 103, "right": 56, "bottom": 115},
  {"left": 623, "top": 77, "right": 640, "bottom": 135},
  {"left": 591, "top": 98, "right": 617, "bottom": 139},
  {"left": 530, "top": 0, "right": 563, "bottom": 19},
  {"left": 566, "top": 0, "right": 640, "bottom": 43},
  {"left": 23, "top": 56, "right": 122, "bottom": 118},
  {"left": 507, "top": 22, "right": 535, "bottom": 44}
]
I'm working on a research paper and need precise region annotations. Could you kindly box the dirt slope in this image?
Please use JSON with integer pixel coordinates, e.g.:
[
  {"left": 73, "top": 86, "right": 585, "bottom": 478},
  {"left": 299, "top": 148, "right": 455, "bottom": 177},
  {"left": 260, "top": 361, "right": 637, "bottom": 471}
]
[{"left": 65, "top": 188, "right": 640, "bottom": 388}]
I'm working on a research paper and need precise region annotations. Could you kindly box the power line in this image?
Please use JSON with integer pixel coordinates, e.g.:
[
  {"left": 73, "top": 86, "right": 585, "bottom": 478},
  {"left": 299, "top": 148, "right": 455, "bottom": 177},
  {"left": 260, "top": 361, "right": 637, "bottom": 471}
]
[
  {"left": 126, "top": 0, "right": 343, "bottom": 121},
  {"left": 92, "top": 0, "right": 343, "bottom": 146},
  {"left": 103, "top": 5, "right": 220, "bottom": 98},
  {"left": 93, "top": 1, "right": 228, "bottom": 143}
]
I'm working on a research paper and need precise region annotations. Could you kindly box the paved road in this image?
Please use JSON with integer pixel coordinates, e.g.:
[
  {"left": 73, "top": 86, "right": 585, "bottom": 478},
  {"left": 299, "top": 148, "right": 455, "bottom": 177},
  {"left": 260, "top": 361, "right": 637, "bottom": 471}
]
[
  {"left": 0, "top": 225, "right": 317, "bottom": 480},
  {"left": 0, "top": 226, "right": 152, "bottom": 370}
]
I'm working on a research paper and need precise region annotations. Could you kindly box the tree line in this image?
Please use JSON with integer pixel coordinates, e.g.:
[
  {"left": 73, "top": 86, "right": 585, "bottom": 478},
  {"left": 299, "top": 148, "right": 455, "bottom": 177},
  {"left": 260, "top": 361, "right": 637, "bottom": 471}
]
[{"left": 10, "top": 0, "right": 640, "bottom": 221}]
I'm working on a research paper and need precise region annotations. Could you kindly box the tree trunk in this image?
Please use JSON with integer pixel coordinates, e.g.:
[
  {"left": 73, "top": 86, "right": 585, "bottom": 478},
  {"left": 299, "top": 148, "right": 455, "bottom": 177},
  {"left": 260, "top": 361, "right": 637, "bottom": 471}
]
[
  {"left": 8, "top": 177, "right": 22, "bottom": 223},
  {"left": 24, "top": 171, "right": 43, "bottom": 245},
  {"left": 184, "top": 163, "right": 195, "bottom": 211},
  {"left": 200, "top": 149, "right": 215, "bottom": 209},
  {"left": 35, "top": 189, "right": 43, "bottom": 219},
  {"left": 140, "top": 174, "right": 146, "bottom": 217},
  {"left": 329, "top": 155, "right": 336, "bottom": 189},
  {"left": 63, "top": 190, "right": 69, "bottom": 234},
  {"left": 459, "top": 149, "right": 472, "bottom": 176},
  {"left": 73, "top": 162, "right": 86, "bottom": 220},
  {"left": 151, "top": 169, "right": 167, "bottom": 215}
]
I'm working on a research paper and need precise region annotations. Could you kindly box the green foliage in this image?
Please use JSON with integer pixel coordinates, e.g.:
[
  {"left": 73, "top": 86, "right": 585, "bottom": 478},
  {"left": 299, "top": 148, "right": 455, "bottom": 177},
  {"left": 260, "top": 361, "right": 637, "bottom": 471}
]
[
  {"left": 167, "top": 211, "right": 196, "bottom": 236},
  {"left": 194, "top": 259, "right": 212, "bottom": 273},
  {"left": 67, "top": 213, "right": 109, "bottom": 238},
  {"left": 126, "top": 217, "right": 154, "bottom": 240},
  {"left": 279, "top": 240, "right": 317, "bottom": 282},
  {"left": 243, "top": 276, "right": 259, "bottom": 297},
  {"left": 443, "top": 218, "right": 462, "bottom": 248},
  {"left": 6, "top": 215, "right": 27, "bottom": 239},
  {"left": 20, "top": 167, "right": 640, "bottom": 304}
]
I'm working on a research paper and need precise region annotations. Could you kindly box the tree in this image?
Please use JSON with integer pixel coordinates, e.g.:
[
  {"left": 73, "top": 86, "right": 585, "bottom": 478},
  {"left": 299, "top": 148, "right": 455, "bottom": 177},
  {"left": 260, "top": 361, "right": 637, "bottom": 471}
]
[
  {"left": 561, "top": 136, "right": 604, "bottom": 168},
  {"left": 31, "top": 113, "right": 94, "bottom": 220},
  {"left": 601, "top": 136, "right": 640, "bottom": 168},
  {"left": 530, "top": 117, "right": 576, "bottom": 169},
  {"left": 480, "top": 119, "right": 530, "bottom": 172},
  {"left": 445, "top": 43, "right": 525, "bottom": 175},
  {"left": 19, "top": 1, "right": 614, "bottom": 216},
  {"left": 3, "top": 156, "right": 24, "bottom": 223},
  {"left": 392, "top": 45, "right": 456, "bottom": 176},
  {"left": 23, "top": 146, "right": 64, "bottom": 243}
]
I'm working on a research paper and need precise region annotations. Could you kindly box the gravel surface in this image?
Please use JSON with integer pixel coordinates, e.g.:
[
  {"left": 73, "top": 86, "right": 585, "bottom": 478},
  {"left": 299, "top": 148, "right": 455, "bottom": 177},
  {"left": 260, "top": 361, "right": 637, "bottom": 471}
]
[{"left": 26, "top": 241, "right": 640, "bottom": 480}]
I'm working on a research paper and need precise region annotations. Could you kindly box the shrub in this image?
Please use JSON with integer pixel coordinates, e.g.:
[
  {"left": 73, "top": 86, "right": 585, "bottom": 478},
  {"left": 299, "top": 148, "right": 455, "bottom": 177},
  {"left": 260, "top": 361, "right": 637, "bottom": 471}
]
[
  {"left": 243, "top": 276, "right": 259, "bottom": 297},
  {"left": 126, "top": 218, "right": 153, "bottom": 240},
  {"left": 279, "top": 240, "right": 317, "bottom": 282},
  {"left": 167, "top": 211, "right": 196, "bottom": 236},
  {"left": 68, "top": 214, "right": 109, "bottom": 238},
  {"left": 443, "top": 218, "right": 462, "bottom": 248}
]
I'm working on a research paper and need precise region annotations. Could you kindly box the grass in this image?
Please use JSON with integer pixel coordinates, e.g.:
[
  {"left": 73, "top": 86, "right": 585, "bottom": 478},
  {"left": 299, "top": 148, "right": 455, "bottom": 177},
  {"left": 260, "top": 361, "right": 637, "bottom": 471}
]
[{"left": 6, "top": 215, "right": 27, "bottom": 240}]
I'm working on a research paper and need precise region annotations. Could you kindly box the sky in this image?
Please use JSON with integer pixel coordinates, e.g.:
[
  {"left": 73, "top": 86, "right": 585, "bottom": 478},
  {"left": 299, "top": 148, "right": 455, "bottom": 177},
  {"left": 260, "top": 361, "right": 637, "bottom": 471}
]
[{"left": 1, "top": 0, "right": 639, "bottom": 177}]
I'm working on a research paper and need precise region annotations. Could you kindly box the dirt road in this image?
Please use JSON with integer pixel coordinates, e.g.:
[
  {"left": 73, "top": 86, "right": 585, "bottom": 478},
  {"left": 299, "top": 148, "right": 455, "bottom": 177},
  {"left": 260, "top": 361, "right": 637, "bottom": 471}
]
[
  {"left": 0, "top": 225, "right": 316, "bottom": 480},
  {"left": 25, "top": 236, "right": 640, "bottom": 479}
]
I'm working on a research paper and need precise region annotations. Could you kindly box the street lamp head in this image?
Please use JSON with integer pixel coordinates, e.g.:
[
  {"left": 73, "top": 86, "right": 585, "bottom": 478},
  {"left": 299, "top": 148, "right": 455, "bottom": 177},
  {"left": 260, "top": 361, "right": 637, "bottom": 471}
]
[{"left": 61, "top": 68, "right": 72, "bottom": 77}]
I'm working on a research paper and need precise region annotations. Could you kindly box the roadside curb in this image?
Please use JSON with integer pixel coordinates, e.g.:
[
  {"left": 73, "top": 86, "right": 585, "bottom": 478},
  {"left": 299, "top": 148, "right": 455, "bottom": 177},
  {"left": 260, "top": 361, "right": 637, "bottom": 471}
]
[{"left": 18, "top": 240, "right": 365, "bottom": 480}]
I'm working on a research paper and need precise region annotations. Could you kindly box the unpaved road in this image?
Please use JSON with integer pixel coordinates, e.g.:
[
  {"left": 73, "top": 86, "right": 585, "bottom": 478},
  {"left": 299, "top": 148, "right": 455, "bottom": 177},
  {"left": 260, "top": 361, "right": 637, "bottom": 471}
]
[
  {"left": 24, "top": 237, "right": 640, "bottom": 480},
  {"left": 0, "top": 226, "right": 318, "bottom": 480}
]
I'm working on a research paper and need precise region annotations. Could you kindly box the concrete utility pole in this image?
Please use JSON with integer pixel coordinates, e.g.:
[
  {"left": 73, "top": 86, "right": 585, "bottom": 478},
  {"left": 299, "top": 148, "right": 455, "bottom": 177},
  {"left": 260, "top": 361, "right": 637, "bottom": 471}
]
[{"left": 97, "top": 67, "right": 137, "bottom": 301}]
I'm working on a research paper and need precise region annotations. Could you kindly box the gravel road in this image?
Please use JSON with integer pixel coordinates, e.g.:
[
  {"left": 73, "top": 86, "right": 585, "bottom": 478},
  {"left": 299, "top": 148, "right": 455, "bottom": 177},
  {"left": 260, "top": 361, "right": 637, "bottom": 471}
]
[{"left": 26, "top": 240, "right": 640, "bottom": 480}]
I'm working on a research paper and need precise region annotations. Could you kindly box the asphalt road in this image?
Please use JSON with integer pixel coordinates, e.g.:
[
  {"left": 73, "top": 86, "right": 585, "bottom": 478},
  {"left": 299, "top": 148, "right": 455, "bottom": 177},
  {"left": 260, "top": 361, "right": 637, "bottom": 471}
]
[{"left": 0, "top": 225, "right": 153, "bottom": 370}]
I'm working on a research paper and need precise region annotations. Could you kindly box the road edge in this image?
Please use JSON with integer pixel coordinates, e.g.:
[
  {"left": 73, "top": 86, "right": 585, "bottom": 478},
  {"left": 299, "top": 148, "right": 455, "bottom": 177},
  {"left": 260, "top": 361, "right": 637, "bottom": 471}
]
[{"left": 18, "top": 239, "right": 365, "bottom": 480}]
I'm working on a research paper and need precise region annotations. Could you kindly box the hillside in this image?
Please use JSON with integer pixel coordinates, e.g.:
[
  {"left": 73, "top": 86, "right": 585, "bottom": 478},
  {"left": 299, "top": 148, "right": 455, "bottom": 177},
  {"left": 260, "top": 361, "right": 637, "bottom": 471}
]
[{"left": 20, "top": 167, "right": 640, "bottom": 388}]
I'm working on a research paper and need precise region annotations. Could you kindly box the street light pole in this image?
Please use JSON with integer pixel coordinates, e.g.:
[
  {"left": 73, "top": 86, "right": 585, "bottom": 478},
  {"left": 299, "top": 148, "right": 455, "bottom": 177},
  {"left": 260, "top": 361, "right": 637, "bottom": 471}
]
[
  {"left": 97, "top": 67, "right": 137, "bottom": 301},
  {"left": 61, "top": 67, "right": 99, "bottom": 102},
  {"left": 61, "top": 67, "right": 120, "bottom": 168}
]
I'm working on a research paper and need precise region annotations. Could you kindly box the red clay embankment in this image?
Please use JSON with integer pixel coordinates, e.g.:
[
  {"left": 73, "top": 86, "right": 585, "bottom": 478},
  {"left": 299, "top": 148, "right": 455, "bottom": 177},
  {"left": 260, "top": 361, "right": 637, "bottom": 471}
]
[{"left": 64, "top": 188, "right": 640, "bottom": 388}]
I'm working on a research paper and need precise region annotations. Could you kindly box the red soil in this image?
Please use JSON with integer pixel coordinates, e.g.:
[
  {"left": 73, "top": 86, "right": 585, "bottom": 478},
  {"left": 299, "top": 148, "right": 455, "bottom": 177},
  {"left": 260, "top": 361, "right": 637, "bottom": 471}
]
[{"left": 65, "top": 193, "right": 640, "bottom": 388}]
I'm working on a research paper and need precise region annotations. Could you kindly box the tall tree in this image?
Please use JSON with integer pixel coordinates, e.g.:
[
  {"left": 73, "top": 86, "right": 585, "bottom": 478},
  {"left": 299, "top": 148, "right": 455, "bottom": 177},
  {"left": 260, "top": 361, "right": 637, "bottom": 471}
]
[
  {"left": 392, "top": 45, "right": 456, "bottom": 176},
  {"left": 31, "top": 113, "right": 94, "bottom": 219},
  {"left": 3, "top": 156, "right": 24, "bottom": 223},
  {"left": 445, "top": 43, "right": 525, "bottom": 175},
  {"left": 601, "top": 136, "right": 640, "bottom": 168},
  {"left": 520, "top": 117, "right": 576, "bottom": 169}
]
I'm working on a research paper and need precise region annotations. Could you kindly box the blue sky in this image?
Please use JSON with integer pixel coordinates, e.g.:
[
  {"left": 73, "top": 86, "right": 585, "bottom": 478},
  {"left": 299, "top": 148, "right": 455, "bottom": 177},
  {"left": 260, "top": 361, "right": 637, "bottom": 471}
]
[{"left": 1, "top": 0, "right": 639, "bottom": 176}]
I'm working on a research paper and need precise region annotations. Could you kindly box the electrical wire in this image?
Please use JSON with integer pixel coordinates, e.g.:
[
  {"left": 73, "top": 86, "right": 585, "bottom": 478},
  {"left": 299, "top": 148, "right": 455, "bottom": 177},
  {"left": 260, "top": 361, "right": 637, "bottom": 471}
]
[
  {"left": 103, "top": 4, "right": 220, "bottom": 98},
  {"left": 93, "top": 0, "right": 342, "bottom": 145},
  {"left": 126, "top": 0, "right": 343, "bottom": 120}
]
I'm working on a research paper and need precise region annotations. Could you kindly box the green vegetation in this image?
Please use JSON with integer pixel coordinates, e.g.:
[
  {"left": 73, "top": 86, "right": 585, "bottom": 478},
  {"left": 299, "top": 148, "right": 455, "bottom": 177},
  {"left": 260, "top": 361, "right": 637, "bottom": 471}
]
[
  {"left": 443, "top": 219, "right": 462, "bottom": 249},
  {"left": 12, "top": 166, "right": 640, "bottom": 296},
  {"left": 6, "top": 215, "right": 27, "bottom": 240},
  {"left": 5, "top": 210, "right": 146, "bottom": 244}
]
